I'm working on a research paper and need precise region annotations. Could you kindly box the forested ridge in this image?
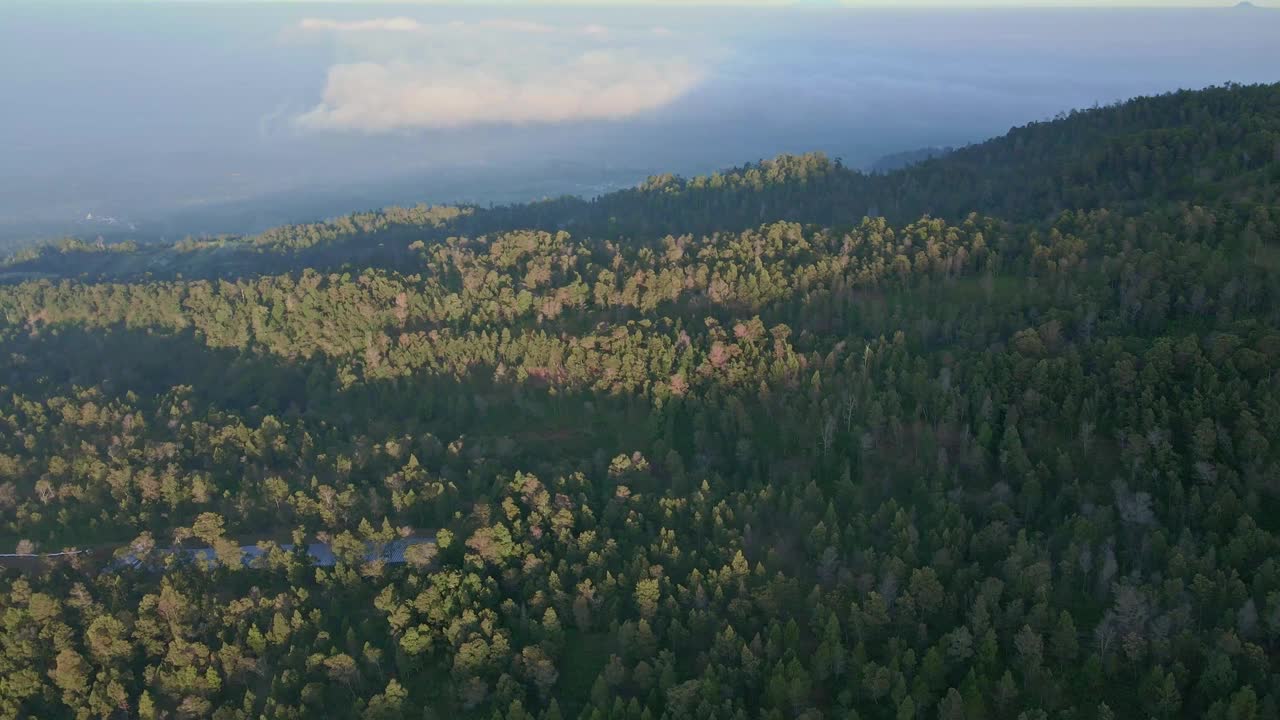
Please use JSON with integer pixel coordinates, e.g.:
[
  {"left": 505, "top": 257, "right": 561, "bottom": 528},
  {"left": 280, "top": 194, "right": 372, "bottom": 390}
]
[
  {"left": 7, "top": 82, "right": 1277, "bottom": 283},
  {"left": 1, "top": 83, "right": 1280, "bottom": 720}
]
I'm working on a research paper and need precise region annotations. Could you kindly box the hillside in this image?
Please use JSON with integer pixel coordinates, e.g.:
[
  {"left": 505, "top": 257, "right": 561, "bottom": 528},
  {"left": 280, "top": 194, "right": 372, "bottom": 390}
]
[
  {"left": 867, "top": 147, "right": 954, "bottom": 174},
  {"left": 1, "top": 83, "right": 1280, "bottom": 720},
  {"left": 7, "top": 82, "right": 1278, "bottom": 283}
]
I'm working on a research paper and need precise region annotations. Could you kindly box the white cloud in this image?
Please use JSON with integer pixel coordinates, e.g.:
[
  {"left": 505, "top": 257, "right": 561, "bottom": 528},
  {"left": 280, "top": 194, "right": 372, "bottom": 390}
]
[
  {"left": 299, "top": 17, "right": 424, "bottom": 33},
  {"left": 479, "top": 19, "right": 557, "bottom": 34},
  {"left": 298, "top": 17, "right": 602, "bottom": 37},
  {"left": 291, "top": 16, "right": 707, "bottom": 132},
  {"left": 295, "top": 53, "right": 703, "bottom": 132}
]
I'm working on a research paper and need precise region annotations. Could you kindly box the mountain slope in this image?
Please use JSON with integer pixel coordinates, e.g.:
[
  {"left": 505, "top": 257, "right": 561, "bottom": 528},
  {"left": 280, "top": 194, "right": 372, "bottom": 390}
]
[
  {"left": 6, "top": 82, "right": 1278, "bottom": 282},
  {"left": 461, "top": 82, "right": 1280, "bottom": 237}
]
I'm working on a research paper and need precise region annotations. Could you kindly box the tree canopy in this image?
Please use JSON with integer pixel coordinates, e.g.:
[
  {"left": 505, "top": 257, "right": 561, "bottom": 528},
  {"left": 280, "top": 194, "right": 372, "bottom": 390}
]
[{"left": 1, "top": 82, "right": 1280, "bottom": 720}]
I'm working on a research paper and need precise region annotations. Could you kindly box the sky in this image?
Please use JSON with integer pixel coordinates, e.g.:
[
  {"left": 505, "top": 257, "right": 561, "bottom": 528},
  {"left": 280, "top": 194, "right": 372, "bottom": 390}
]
[
  {"left": 1, "top": 1, "right": 1278, "bottom": 242},
  {"left": 76, "top": 1, "right": 1277, "bottom": 5},
  {"left": 91, "top": 1, "right": 1280, "bottom": 6}
]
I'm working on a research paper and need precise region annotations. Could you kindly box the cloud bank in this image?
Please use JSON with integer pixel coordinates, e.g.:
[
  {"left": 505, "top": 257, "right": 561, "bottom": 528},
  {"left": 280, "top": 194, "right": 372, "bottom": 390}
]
[
  {"left": 296, "top": 55, "right": 703, "bottom": 132},
  {"left": 298, "top": 17, "right": 425, "bottom": 33},
  {"left": 293, "top": 17, "right": 705, "bottom": 132},
  {"left": 297, "top": 17, "right": 607, "bottom": 38}
]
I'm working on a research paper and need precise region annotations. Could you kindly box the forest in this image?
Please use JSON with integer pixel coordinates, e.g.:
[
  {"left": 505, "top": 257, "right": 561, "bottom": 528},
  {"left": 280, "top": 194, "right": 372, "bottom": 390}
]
[{"left": 0, "top": 82, "right": 1279, "bottom": 720}]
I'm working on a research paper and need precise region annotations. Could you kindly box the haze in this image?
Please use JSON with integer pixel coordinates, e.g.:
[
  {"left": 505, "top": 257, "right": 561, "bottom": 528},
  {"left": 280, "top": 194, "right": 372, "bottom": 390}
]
[{"left": 2, "top": 1, "right": 1278, "bottom": 244}]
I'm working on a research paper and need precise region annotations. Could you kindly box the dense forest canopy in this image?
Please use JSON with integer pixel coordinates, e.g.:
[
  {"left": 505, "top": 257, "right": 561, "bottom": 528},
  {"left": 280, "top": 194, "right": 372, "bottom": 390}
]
[{"left": 1, "top": 83, "right": 1280, "bottom": 720}]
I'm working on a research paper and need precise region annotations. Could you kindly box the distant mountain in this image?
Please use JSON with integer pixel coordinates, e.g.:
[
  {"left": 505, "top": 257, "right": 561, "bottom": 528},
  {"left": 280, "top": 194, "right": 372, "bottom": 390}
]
[
  {"left": 6, "top": 82, "right": 1280, "bottom": 282},
  {"left": 455, "top": 82, "right": 1280, "bottom": 240},
  {"left": 867, "top": 146, "right": 954, "bottom": 174}
]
